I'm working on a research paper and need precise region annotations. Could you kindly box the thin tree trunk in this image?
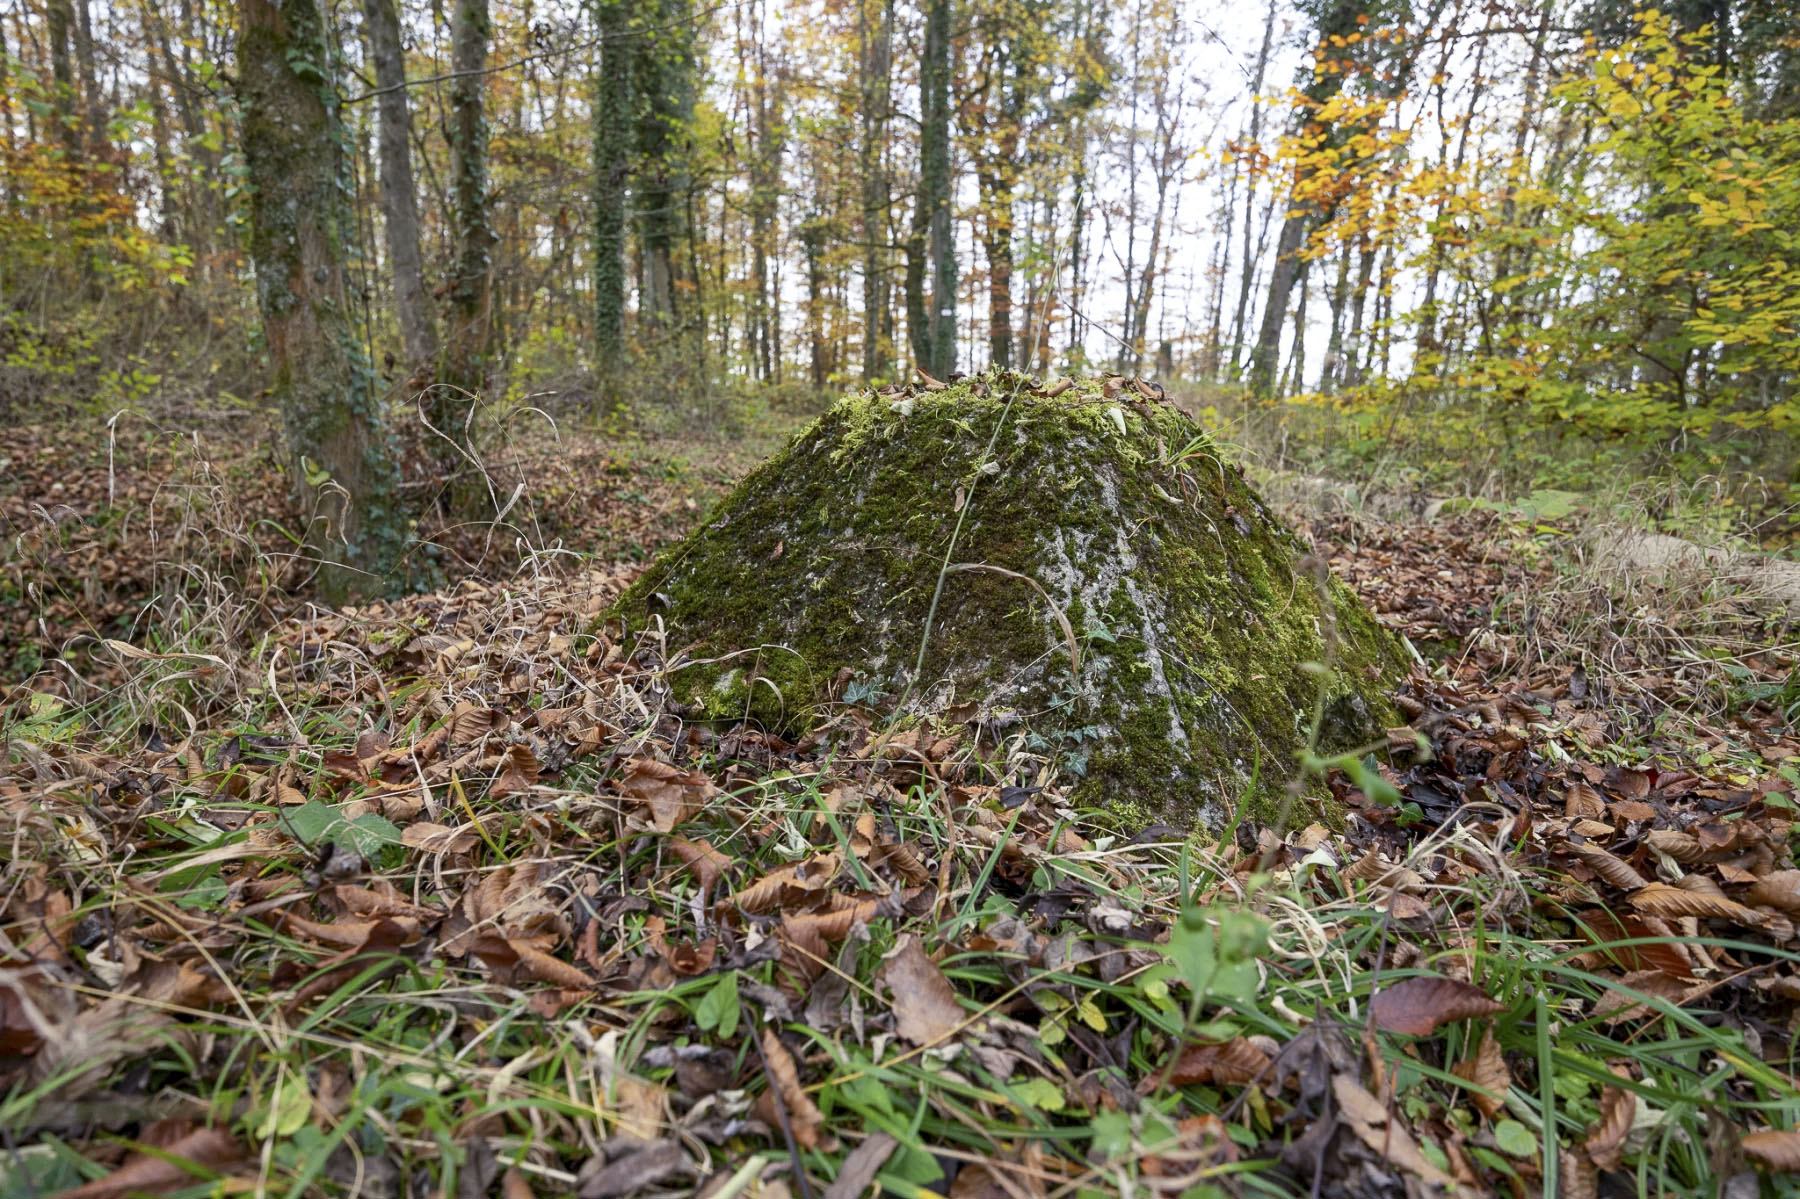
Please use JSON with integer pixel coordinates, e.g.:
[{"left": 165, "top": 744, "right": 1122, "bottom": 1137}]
[
  {"left": 47, "top": 0, "right": 79, "bottom": 153},
  {"left": 238, "top": 0, "right": 405, "bottom": 599},
  {"left": 592, "top": 0, "right": 631, "bottom": 388},
  {"left": 920, "top": 0, "right": 955, "bottom": 377},
  {"left": 859, "top": 0, "right": 893, "bottom": 380},
  {"left": 443, "top": 0, "right": 495, "bottom": 408},
  {"left": 362, "top": 0, "right": 439, "bottom": 373}
]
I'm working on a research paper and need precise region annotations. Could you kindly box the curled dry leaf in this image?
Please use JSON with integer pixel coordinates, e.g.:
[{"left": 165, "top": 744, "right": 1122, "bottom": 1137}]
[
  {"left": 758, "top": 1027, "right": 826, "bottom": 1150},
  {"left": 881, "top": 933, "right": 967, "bottom": 1046},
  {"left": 490, "top": 743, "right": 541, "bottom": 798},
  {"left": 1742, "top": 1128, "right": 1800, "bottom": 1172},
  {"left": 1450, "top": 1026, "right": 1509, "bottom": 1119},
  {"left": 668, "top": 838, "right": 732, "bottom": 893},
  {"left": 1568, "top": 843, "right": 1649, "bottom": 891},
  {"left": 729, "top": 852, "right": 843, "bottom": 916},
  {"left": 1644, "top": 829, "right": 1706, "bottom": 863},
  {"left": 1631, "top": 882, "right": 1764, "bottom": 926},
  {"left": 1371, "top": 975, "right": 1505, "bottom": 1037},
  {"left": 1583, "top": 1065, "right": 1635, "bottom": 1171},
  {"left": 618, "top": 757, "right": 719, "bottom": 833}
]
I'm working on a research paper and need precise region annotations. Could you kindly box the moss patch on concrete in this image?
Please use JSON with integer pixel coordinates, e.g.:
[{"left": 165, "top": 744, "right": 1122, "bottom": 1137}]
[{"left": 609, "top": 372, "right": 1407, "bottom": 829}]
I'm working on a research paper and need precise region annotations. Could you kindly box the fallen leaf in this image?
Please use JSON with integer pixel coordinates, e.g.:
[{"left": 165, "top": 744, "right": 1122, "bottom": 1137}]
[
  {"left": 54, "top": 1126, "right": 244, "bottom": 1198},
  {"left": 1168, "top": 1037, "right": 1271, "bottom": 1087},
  {"left": 491, "top": 744, "right": 540, "bottom": 798},
  {"left": 1748, "top": 871, "right": 1800, "bottom": 914},
  {"left": 618, "top": 758, "right": 718, "bottom": 833},
  {"left": 823, "top": 1133, "right": 898, "bottom": 1199},
  {"left": 881, "top": 934, "right": 966, "bottom": 1046},
  {"left": 1743, "top": 1128, "right": 1800, "bottom": 1172},
  {"left": 1568, "top": 843, "right": 1649, "bottom": 891},
  {"left": 576, "top": 1139, "right": 685, "bottom": 1199},
  {"left": 758, "top": 1027, "right": 825, "bottom": 1150},
  {"left": 1583, "top": 1065, "right": 1635, "bottom": 1171},
  {"left": 668, "top": 838, "right": 732, "bottom": 893},
  {"left": 402, "top": 821, "right": 480, "bottom": 854},
  {"left": 1451, "top": 1027, "right": 1509, "bottom": 1118},
  {"left": 1371, "top": 975, "right": 1505, "bottom": 1037},
  {"left": 1331, "top": 1074, "right": 1458, "bottom": 1189},
  {"left": 1631, "top": 882, "right": 1764, "bottom": 926}
]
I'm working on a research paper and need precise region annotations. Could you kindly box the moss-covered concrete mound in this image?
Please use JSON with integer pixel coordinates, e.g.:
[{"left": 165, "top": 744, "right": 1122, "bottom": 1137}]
[{"left": 611, "top": 373, "right": 1406, "bottom": 828}]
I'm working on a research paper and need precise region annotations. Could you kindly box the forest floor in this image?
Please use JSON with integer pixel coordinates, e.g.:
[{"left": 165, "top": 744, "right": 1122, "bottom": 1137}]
[{"left": 4, "top": 395, "right": 1800, "bottom": 1198}]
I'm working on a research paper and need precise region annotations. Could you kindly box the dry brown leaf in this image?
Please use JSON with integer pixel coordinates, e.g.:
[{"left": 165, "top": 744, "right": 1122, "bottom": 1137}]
[
  {"left": 759, "top": 1027, "right": 825, "bottom": 1150},
  {"left": 509, "top": 940, "right": 596, "bottom": 990},
  {"left": 54, "top": 1126, "right": 244, "bottom": 1198},
  {"left": 1168, "top": 1037, "right": 1271, "bottom": 1087},
  {"left": 1631, "top": 882, "right": 1764, "bottom": 926},
  {"left": 1569, "top": 843, "right": 1649, "bottom": 891},
  {"left": 490, "top": 744, "right": 540, "bottom": 798},
  {"left": 1583, "top": 1064, "right": 1635, "bottom": 1171},
  {"left": 1371, "top": 975, "right": 1505, "bottom": 1037},
  {"left": 669, "top": 838, "right": 732, "bottom": 893},
  {"left": 1742, "top": 1128, "right": 1800, "bottom": 1172},
  {"left": 618, "top": 757, "right": 718, "bottom": 833},
  {"left": 1748, "top": 871, "right": 1800, "bottom": 915},
  {"left": 1644, "top": 829, "right": 1706, "bottom": 863},
  {"left": 730, "top": 853, "right": 843, "bottom": 916},
  {"left": 1592, "top": 970, "right": 1696, "bottom": 1023},
  {"left": 1564, "top": 783, "right": 1606, "bottom": 820},
  {"left": 401, "top": 821, "right": 480, "bottom": 855},
  {"left": 823, "top": 1134, "right": 898, "bottom": 1199},
  {"left": 1560, "top": 1149, "right": 1599, "bottom": 1198},
  {"left": 1451, "top": 1027, "right": 1509, "bottom": 1118},
  {"left": 501, "top": 1167, "right": 535, "bottom": 1199},
  {"left": 881, "top": 933, "right": 966, "bottom": 1046},
  {"left": 1331, "top": 1074, "right": 1458, "bottom": 1189}
]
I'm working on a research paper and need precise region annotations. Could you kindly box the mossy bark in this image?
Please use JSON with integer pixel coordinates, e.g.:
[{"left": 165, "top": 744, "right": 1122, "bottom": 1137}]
[
  {"left": 238, "top": 0, "right": 405, "bottom": 602},
  {"left": 611, "top": 373, "right": 1406, "bottom": 829}
]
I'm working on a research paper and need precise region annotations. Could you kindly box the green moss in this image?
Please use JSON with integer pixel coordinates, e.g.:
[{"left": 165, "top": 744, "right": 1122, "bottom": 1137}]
[{"left": 609, "top": 372, "right": 1406, "bottom": 829}]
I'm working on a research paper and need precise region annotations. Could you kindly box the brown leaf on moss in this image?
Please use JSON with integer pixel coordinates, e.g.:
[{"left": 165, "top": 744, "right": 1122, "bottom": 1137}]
[
  {"left": 881, "top": 933, "right": 966, "bottom": 1046},
  {"left": 1371, "top": 975, "right": 1504, "bottom": 1037}
]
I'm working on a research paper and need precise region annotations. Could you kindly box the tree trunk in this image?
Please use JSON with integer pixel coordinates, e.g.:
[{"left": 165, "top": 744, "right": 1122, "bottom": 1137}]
[
  {"left": 592, "top": 0, "right": 631, "bottom": 390},
  {"left": 979, "top": 169, "right": 1014, "bottom": 370},
  {"left": 634, "top": 0, "right": 694, "bottom": 345},
  {"left": 443, "top": 0, "right": 495, "bottom": 410},
  {"left": 238, "top": 0, "right": 405, "bottom": 600},
  {"left": 362, "top": 0, "right": 439, "bottom": 374},
  {"left": 1249, "top": 210, "right": 1308, "bottom": 394},
  {"left": 859, "top": 0, "right": 893, "bottom": 381},
  {"left": 47, "top": 0, "right": 79, "bottom": 154},
  {"left": 73, "top": 0, "right": 107, "bottom": 157},
  {"left": 919, "top": 0, "right": 955, "bottom": 377}
]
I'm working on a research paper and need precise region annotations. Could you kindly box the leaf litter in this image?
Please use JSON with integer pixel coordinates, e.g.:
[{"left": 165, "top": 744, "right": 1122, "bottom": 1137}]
[{"left": 1, "top": 481, "right": 1799, "bottom": 1195}]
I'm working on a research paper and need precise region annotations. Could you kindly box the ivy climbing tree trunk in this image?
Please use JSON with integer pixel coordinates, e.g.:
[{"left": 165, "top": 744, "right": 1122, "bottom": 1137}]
[
  {"left": 443, "top": 0, "right": 495, "bottom": 420},
  {"left": 919, "top": 0, "right": 955, "bottom": 378},
  {"left": 858, "top": 0, "right": 893, "bottom": 381},
  {"left": 362, "top": 0, "right": 438, "bottom": 375},
  {"left": 592, "top": 0, "right": 632, "bottom": 395},
  {"left": 634, "top": 0, "right": 696, "bottom": 350},
  {"left": 237, "top": 0, "right": 405, "bottom": 601}
]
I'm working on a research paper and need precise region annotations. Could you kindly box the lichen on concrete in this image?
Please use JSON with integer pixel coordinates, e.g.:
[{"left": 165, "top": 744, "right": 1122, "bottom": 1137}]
[{"left": 609, "top": 372, "right": 1407, "bottom": 829}]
